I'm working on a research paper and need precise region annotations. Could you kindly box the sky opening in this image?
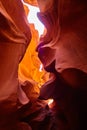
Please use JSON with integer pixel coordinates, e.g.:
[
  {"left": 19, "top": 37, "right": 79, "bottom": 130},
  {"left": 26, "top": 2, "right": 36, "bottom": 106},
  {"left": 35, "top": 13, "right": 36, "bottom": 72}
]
[
  {"left": 22, "top": 1, "right": 44, "bottom": 37},
  {"left": 27, "top": 5, "right": 44, "bottom": 37}
]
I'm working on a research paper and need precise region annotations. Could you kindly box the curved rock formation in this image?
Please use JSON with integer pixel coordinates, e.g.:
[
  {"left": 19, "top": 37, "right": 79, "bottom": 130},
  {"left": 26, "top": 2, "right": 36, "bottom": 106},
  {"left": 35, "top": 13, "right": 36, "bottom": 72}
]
[
  {"left": 0, "top": 0, "right": 87, "bottom": 129},
  {"left": 36, "top": 0, "right": 87, "bottom": 130},
  {"left": 0, "top": 0, "right": 31, "bottom": 129}
]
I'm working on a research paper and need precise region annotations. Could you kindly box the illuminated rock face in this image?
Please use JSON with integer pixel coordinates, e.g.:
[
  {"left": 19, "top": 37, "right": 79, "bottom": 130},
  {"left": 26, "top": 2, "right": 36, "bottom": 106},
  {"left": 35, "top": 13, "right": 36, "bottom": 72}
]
[
  {"left": 19, "top": 24, "right": 49, "bottom": 101},
  {"left": 24, "top": 0, "right": 38, "bottom": 6}
]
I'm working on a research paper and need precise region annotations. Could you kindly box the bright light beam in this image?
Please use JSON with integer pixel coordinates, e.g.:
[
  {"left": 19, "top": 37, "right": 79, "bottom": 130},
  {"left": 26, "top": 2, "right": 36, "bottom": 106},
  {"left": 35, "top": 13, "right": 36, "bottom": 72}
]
[
  {"left": 22, "top": 0, "right": 44, "bottom": 37},
  {"left": 27, "top": 5, "right": 44, "bottom": 37}
]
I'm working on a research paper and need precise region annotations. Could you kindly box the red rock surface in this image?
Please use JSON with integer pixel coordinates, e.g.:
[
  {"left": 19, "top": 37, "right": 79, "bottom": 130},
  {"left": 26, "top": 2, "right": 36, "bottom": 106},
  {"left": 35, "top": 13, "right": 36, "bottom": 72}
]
[{"left": 0, "top": 0, "right": 87, "bottom": 130}]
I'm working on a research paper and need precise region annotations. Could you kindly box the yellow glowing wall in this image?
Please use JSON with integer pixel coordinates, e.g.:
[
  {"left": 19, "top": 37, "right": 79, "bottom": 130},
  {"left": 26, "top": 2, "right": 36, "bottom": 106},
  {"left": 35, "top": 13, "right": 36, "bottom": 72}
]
[{"left": 18, "top": 4, "right": 49, "bottom": 99}]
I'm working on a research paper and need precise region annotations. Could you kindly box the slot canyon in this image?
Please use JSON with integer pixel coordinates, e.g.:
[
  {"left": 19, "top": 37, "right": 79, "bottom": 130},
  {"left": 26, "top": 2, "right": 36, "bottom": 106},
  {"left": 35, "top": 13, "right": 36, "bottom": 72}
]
[{"left": 0, "top": 0, "right": 87, "bottom": 130}]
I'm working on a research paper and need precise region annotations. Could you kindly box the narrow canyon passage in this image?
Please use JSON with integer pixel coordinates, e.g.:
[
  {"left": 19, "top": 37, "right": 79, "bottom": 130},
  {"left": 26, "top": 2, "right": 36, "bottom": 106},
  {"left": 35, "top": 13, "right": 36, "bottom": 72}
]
[{"left": 0, "top": 0, "right": 87, "bottom": 130}]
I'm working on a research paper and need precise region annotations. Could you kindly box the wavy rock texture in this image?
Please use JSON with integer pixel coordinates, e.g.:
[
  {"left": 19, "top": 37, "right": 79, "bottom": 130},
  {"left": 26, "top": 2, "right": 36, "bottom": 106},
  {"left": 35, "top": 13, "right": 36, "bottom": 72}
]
[
  {"left": 36, "top": 1, "right": 87, "bottom": 130},
  {"left": 0, "top": 0, "right": 87, "bottom": 130},
  {"left": 21, "top": 1, "right": 87, "bottom": 130},
  {"left": 0, "top": 0, "right": 32, "bottom": 129}
]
